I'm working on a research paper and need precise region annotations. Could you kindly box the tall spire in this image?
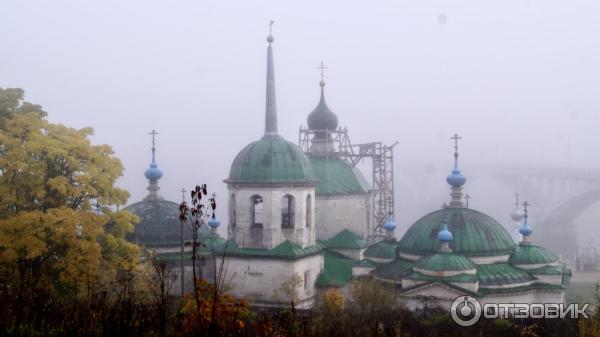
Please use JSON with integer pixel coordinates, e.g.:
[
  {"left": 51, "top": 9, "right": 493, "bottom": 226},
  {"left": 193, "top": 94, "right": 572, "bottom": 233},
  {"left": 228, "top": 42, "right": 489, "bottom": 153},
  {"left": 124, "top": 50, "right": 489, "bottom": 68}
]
[
  {"left": 144, "top": 129, "right": 163, "bottom": 199},
  {"left": 446, "top": 134, "right": 466, "bottom": 208},
  {"left": 264, "top": 20, "right": 278, "bottom": 138}
]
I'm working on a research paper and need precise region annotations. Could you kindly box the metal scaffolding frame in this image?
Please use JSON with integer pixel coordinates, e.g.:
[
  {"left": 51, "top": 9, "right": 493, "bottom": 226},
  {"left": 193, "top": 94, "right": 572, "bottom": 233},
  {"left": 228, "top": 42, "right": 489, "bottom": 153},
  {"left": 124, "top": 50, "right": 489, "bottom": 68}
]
[{"left": 299, "top": 126, "right": 397, "bottom": 240}]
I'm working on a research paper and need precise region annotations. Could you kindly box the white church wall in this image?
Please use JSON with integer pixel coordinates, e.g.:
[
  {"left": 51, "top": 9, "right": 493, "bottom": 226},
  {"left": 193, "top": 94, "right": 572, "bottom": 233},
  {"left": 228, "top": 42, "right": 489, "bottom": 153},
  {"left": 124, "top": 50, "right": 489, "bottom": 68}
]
[
  {"left": 228, "top": 186, "right": 316, "bottom": 249},
  {"left": 315, "top": 194, "right": 371, "bottom": 240},
  {"left": 219, "top": 253, "right": 323, "bottom": 308}
]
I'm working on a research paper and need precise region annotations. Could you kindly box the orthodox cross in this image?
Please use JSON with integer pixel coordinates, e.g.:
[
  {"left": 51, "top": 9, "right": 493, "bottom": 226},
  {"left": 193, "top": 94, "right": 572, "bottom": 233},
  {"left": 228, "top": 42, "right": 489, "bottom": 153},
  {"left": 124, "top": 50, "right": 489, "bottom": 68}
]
[
  {"left": 514, "top": 193, "right": 520, "bottom": 207},
  {"left": 521, "top": 201, "right": 530, "bottom": 217},
  {"left": 465, "top": 194, "right": 471, "bottom": 208},
  {"left": 451, "top": 133, "right": 461, "bottom": 166},
  {"left": 318, "top": 61, "right": 328, "bottom": 82},
  {"left": 149, "top": 129, "right": 158, "bottom": 162},
  {"left": 269, "top": 20, "right": 274, "bottom": 35},
  {"left": 181, "top": 188, "right": 187, "bottom": 202}
]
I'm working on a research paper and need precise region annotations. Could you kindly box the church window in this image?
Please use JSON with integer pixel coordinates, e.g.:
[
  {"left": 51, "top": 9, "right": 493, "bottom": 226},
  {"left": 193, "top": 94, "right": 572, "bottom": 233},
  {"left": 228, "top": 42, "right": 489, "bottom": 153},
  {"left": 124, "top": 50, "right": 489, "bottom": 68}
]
[
  {"left": 281, "top": 194, "right": 295, "bottom": 228},
  {"left": 251, "top": 195, "right": 264, "bottom": 227}
]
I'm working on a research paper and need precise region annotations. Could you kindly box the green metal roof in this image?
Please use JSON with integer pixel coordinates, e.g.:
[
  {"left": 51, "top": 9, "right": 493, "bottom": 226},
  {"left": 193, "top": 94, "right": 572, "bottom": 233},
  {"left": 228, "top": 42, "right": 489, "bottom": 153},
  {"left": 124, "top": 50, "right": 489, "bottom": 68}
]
[
  {"left": 398, "top": 208, "right": 516, "bottom": 257},
  {"left": 125, "top": 198, "right": 195, "bottom": 246},
  {"left": 405, "top": 271, "right": 478, "bottom": 283},
  {"left": 214, "top": 239, "right": 323, "bottom": 260},
  {"left": 364, "top": 240, "right": 398, "bottom": 259},
  {"left": 197, "top": 235, "right": 227, "bottom": 254},
  {"left": 509, "top": 244, "right": 559, "bottom": 265},
  {"left": 477, "top": 263, "right": 536, "bottom": 286},
  {"left": 525, "top": 265, "right": 564, "bottom": 275},
  {"left": 309, "top": 157, "right": 369, "bottom": 195},
  {"left": 322, "top": 229, "right": 369, "bottom": 249},
  {"left": 413, "top": 253, "right": 475, "bottom": 272},
  {"left": 478, "top": 283, "right": 565, "bottom": 296},
  {"left": 227, "top": 136, "right": 316, "bottom": 184},
  {"left": 354, "top": 259, "right": 378, "bottom": 268},
  {"left": 372, "top": 258, "right": 413, "bottom": 281},
  {"left": 315, "top": 251, "right": 356, "bottom": 287}
]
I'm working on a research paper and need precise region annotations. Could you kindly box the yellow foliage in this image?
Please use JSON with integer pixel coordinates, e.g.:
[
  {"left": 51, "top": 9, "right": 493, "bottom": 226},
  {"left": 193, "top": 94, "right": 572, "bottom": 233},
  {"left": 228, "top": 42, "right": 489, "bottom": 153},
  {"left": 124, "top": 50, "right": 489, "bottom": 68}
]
[
  {"left": 322, "top": 288, "right": 345, "bottom": 314},
  {"left": 0, "top": 109, "right": 139, "bottom": 296}
]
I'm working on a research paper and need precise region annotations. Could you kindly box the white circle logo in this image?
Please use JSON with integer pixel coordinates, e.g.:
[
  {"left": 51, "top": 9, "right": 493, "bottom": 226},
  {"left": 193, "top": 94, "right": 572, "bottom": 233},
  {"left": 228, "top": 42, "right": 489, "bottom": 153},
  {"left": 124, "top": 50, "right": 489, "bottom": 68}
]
[{"left": 450, "top": 296, "right": 482, "bottom": 326}]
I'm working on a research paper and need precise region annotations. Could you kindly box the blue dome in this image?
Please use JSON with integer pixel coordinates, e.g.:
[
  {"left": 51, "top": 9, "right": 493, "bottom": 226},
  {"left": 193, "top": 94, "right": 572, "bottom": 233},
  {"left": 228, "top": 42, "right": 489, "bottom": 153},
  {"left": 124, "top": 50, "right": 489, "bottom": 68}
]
[
  {"left": 519, "top": 218, "right": 533, "bottom": 236},
  {"left": 446, "top": 169, "right": 466, "bottom": 187},
  {"left": 208, "top": 216, "right": 221, "bottom": 229},
  {"left": 383, "top": 215, "right": 397, "bottom": 231},
  {"left": 144, "top": 163, "right": 163, "bottom": 181},
  {"left": 437, "top": 223, "right": 454, "bottom": 242}
]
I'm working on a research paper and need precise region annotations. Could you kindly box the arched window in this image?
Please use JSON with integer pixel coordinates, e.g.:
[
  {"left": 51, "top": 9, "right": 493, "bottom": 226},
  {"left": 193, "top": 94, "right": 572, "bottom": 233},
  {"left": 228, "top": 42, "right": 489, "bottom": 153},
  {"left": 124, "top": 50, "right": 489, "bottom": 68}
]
[
  {"left": 230, "top": 194, "right": 237, "bottom": 228},
  {"left": 251, "top": 195, "right": 264, "bottom": 228},
  {"left": 281, "top": 194, "right": 295, "bottom": 228},
  {"left": 306, "top": 194, "right": 312, "bottom": 228}
]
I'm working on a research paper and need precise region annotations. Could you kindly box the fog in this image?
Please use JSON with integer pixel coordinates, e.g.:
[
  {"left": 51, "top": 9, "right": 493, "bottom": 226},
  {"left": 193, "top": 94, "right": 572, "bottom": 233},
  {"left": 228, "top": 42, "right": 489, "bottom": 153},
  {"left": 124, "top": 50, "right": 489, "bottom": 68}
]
[{"left": 2, "top": 1, "right": 600, "bottom": 245}]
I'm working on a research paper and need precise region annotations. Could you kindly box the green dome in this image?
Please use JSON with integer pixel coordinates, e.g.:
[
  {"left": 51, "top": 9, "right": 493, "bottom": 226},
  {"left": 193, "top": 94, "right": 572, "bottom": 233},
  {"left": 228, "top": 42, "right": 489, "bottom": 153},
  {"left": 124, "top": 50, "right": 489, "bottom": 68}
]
[
  {"left": 398, "top": 208, "right": 515, "bottom": 257},
  {"left": 125, "top": 198, "right": 192, "bottom": 246},
  {"left": 364, "top": 240, "right": 398, "bottom": 259},
  {"left": 509, "top": 244, "right": 559, "bottom": 265},
  {"left": 310, "top": 157, "right": 369, "bottom": 195},
  {"left": 414, "top": 253, "right": 475, "bottom": 272},
  {"left": 227, "top": 136, "right": 316, "bottom": 184}
]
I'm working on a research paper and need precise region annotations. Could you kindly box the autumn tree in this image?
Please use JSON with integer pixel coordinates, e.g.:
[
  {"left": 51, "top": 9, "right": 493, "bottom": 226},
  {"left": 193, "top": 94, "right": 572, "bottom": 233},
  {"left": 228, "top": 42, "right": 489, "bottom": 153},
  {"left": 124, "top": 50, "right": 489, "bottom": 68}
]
[{"left": 0, "top": 88, "right": 139, "bottom": 329}]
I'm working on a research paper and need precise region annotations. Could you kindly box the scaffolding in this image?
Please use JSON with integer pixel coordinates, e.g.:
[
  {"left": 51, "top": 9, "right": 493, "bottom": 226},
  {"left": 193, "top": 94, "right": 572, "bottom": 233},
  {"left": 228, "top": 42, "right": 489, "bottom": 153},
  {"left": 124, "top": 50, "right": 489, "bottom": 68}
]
[
  {"left": 299, "top": 126, "right": 397, "bottom": 240},
  {"left": 576, "top": 246, "right": 600, "bottom": 272}
]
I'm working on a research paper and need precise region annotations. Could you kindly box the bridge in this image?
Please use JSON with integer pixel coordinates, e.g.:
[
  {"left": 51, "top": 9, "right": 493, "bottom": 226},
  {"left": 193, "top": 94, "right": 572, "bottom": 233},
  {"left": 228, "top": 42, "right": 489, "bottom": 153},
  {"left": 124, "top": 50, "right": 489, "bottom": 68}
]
[{"left": 473, "top": 165, "right": 600, "bottom": 259}]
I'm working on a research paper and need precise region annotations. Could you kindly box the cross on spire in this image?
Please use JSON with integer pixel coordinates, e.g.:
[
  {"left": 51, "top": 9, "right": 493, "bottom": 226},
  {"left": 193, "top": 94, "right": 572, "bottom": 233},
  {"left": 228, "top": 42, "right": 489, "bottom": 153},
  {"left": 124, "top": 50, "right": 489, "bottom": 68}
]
[
  {"left": 181, "top": 188, "right": 187, "bottom": 202},
  {"left": 451, "top": 133, "right": 462, "bottom": 168},
  {"left": 465, "top": 194, "right": 471, "bottom": 208},
  {"left": 514, "top": 193, "right": 520, "bottom": 207},
  {"left": 149, "top": 129, "right": 159, "bottom": 163},
  {"left": 269, "top": 20, "right": 274, "bottom": 35},
  {"left": 521, "top": 201, "right": 530, "bottom": 217},
  {"left": 318, "top": 61, "right": 328, "bottom": 82}
]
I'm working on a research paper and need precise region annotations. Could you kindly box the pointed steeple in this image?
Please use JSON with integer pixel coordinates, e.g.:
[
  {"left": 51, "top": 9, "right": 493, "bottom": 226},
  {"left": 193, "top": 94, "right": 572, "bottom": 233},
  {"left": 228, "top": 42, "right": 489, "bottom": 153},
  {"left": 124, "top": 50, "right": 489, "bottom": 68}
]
[
  {"left": 264, "top": 21, "right": 278, "bottom": 138},
  {"left": 144, "top": 130, "right": 163, "bottom": 200}
]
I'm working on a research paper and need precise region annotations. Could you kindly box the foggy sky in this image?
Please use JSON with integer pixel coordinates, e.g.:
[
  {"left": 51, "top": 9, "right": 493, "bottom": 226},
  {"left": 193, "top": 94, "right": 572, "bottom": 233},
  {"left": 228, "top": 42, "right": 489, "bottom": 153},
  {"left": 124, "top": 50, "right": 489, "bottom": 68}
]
[{"left": 2, "top": 0, "right": 600, "bottom": 232}]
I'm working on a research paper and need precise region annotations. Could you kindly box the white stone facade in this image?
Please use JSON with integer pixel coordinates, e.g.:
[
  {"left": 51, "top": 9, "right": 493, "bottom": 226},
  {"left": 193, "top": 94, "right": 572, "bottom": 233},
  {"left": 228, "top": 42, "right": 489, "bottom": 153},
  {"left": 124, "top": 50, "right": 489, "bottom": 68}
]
[
  {"left": 228, "top": 186, "right": 316, "bottom": 249},
  {"left": 219, "top": 254, "right": 323, "bottom": 308},
  {"left": 315, "top": 193, "right": 371, "bottom": 240}
]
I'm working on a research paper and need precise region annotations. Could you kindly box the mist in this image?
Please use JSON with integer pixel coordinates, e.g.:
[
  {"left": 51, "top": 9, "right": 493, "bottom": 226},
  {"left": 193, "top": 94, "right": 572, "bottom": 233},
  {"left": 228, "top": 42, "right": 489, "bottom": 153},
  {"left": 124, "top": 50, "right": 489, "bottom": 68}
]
[{"left": 2, "top": 0, "right": 600, "bottom": 249}]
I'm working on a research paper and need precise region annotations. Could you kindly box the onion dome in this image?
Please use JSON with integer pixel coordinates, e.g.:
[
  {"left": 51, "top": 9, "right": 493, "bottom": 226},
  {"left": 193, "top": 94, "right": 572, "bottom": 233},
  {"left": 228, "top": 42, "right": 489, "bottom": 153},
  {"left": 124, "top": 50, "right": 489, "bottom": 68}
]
[
  {"left": 510, "top": 193, "right": 524, "bottom": 222},
  {"left": 383, "top": 214, "right": 397, "bottom": 231},
  {"left": 398, "top": 207, "right": 515, "bottom": 257},
  {"left": 437, "top": 223, "right": 453, "bottom": 242},
  {"left": 510, "top": 208, "right": 525, "bottom": 222},
  {"left": 519, "top": 217, "right": 533, "bottom": 237},
  {"left": 446, "top": 169, "right": 466, "bottom": 187},
  {"left": 307, "top": 80, "right": 338, "bottom": 132},
  {"left": 509, "top": 244, "right": 559, "bottom": 266},
  {"left": 226, "top": 27, "right": 316, "bottom": 186},
  {"left": 414, "top": 253, "right": 475, "bottom": 272},
  {"left": 145, "top": 163, "right": 163, "bottom": 181},
  {"left": 208, "top": 216, "right": 221, "bottom": 229}
]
